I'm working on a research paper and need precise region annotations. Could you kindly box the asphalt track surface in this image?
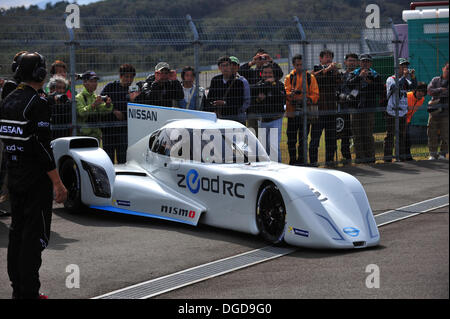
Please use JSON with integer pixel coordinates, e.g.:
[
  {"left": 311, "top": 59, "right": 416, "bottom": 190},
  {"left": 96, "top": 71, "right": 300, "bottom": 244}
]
[{"left": 0, "top": 160, "right": 448, "bottom": 299}]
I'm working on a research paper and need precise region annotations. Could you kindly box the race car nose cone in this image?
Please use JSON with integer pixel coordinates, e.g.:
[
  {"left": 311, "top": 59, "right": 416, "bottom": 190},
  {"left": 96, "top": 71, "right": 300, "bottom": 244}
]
[{"left": 343, "top": 227, "right": 360, "bottom": 237}]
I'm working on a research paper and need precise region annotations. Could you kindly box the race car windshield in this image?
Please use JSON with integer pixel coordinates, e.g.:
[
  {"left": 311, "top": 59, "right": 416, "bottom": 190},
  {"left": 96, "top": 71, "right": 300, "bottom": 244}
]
[{"left": 152, "top": 127, "right": 270, "bottom": 164}]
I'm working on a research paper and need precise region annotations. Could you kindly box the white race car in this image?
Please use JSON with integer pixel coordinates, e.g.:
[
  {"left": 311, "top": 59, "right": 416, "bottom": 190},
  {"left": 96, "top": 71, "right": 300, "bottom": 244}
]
[{"left": 52, "top": 104, "right": 380, "bottom": 249}]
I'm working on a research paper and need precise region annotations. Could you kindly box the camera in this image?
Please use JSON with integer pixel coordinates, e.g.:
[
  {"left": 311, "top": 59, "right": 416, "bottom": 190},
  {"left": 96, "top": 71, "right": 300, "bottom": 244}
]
[
  {"left": 100, "top": 95, "right": 109, "bottom": 102},
  {"left": 129, "top": 84, "right": 139, "bottom": 93},
  {"left": 338, "top": 89, "right": 359, "bottom": 102},
  {"left": 54, "top": 93, "right": 69, "bottom": 104}
]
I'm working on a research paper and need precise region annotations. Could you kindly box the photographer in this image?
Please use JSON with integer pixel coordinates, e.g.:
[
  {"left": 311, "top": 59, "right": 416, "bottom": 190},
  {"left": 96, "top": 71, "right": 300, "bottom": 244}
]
[
  {"left": 76, "top": 71, "right": 113, "bottom": 141},
  {"left": 138, "top": 62, "right": 183, "bottom": 108},
  {"left": 239, "top": 48, "right": 283, "bottom": 85},
  {"left": 44, "top": 60, "right": 72, "bottom": 99},
  {"left": 284, "top": 54, "right": 319, "bottom": 165},
  {"left": 310, "top": 49, "right": 341, "bottom": 167},
  {"left": 0, "top": 52, "right": 67, "bottom": 298},
  {"left": 251, "top": 63, "right": 286, "bottom": 162},
  {"left": 336, "top": 53, "right": 359, "bottom": 164},
  {"left": 47, "top": 75, "right": 72, "bottom": 139},
  {"left": 384, "top": 58, "right": 417, "bottom": 162},
  {"left": 348, "top": 54, "right": 383, "bottom": 163},
  {"left": 101, "top": 64, "right": 139, "bottom": 164},
  {"left": 427, "top": 61, "right": 448, "bottom": 160}
]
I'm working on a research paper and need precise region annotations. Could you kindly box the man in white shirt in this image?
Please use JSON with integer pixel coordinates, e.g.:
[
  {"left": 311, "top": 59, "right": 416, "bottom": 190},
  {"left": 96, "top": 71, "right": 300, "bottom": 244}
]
[{"left": 179, "top": 66, "right": 205, "bottom": 110}]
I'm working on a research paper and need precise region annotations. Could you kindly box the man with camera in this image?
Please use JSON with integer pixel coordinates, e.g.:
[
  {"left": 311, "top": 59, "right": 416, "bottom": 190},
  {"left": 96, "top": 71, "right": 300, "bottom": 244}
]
[
  {"left": 138, "top": 62, "right": 184, "bottom": 108},
  {"left": 284, "top": 54, "right": 319, "bottom": 165},
  {"left": 239, "top": 49, "right": 283, "bottom": 131},
  {"left": 348, "top": 54, "right": 383, "bottom": 163},
  {"left": 384, "top": 58, "right": 417, "bottom": 162},
  {"left": 238, "top": 48, "right": 283, "bottom": 86},
  {"left": 251, "top": 63, "right": 286, "bottom": 162},
  {"left": 427, "top": 61, "right": 449, "bottom": 160},
  {"left": 44, "top": 60, "right": 73, "bottom": 99},
  {"left": 310, "top": 49, "right": 341, "bottom": 167},
  {"left": 336, "top": 53, "right": 359, "bottom": 164},
  {"left": 101, "top": 64, "right": 139, "bottom": 164},
  {"left": 0, "top": 52, "right": 67, "bottom": 298},
  {"left": 76, "top": 71, "right": 113, "bottom": 141},
  {"left": 47, "top": 75, "right": 72, "bottom": 139}
]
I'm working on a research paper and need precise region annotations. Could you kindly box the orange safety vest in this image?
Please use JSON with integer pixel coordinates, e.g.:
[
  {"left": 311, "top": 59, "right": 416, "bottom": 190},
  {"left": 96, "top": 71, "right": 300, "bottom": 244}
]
[{"left": 406, "top": 91, "right": 425, "bottom": 124}]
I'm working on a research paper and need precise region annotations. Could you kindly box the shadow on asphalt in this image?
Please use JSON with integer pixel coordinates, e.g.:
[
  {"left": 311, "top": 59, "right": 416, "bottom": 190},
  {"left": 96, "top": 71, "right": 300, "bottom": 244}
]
[
  {"left": 337, "top": 159, "right": 449, "bottom": 177},
  {"left": 0, "top": 219, "right": 9, "bottom": 249},
  {"left": 0, "top": 216, "right": 78, "bottom": 251},
  {"left": 52, "top": 207, "right": 264, "bottom": 250},
  {"left": 288, "top": 244, "right": 387, "bottom": 259}
]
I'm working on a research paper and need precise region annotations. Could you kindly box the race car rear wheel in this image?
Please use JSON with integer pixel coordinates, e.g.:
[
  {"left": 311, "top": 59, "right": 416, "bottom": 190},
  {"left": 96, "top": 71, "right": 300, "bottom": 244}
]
[
  {"left": 59, "top": 157, "right": 83, "bottom": 211},
  {"left": 256, "top": 182, "right": 286, "bottom": 244}
]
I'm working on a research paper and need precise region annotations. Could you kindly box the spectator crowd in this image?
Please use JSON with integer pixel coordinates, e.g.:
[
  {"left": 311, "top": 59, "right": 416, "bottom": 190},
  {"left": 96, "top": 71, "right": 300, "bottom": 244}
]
[{"left": 1, "top": 49, "right": 448, "bottom": 175}]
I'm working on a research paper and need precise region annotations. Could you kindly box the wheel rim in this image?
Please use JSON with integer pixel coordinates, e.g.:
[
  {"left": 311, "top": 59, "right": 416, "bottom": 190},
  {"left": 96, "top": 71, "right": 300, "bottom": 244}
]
[{"left": 257, "top": 185, "right": 286, "bottom": 243}]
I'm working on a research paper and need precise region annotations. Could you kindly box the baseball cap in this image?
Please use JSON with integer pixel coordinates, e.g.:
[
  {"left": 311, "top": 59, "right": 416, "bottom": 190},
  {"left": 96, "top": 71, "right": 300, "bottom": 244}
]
[
  {"left": 155, "top": 62, "right": 170, "bottom": 72},
  {"left": 81, "top": 71, "right": 99, "bottom": 81},
  {"left": 359, "top": 54, "right": 373, "bottom": 61},
  {"left": 229, "top": 56, "right": 240, "bottom": 65},
  {"left": 399, "top": 58, "right": 410, "bottom": 65}
]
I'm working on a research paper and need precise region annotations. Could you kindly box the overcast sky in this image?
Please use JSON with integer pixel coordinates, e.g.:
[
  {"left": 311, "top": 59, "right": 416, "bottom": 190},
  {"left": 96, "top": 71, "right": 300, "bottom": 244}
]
[{"left": 0, "top": 0, "right": 103, "bottom": 10}]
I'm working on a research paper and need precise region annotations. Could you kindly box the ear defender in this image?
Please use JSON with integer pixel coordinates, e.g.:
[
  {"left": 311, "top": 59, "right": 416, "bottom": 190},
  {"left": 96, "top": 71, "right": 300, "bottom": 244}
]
[{"left": 31, "top": 52, "right": 47, "bottom": 82}]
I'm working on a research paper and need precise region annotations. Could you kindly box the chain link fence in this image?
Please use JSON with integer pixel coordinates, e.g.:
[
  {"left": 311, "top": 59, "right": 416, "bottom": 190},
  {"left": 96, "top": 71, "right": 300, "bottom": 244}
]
[{"left": 0, "top": 14, "right": 448, "bottom": 165}]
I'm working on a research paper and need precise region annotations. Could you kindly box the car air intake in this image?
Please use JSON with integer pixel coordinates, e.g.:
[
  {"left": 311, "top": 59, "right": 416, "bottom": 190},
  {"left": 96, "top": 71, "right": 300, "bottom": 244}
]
[
  {"left": 353, "top": 241, "right": 366, "bottom": 248},
  {"left": 70, "top": 138, "right": 98, "bottom": 149}
]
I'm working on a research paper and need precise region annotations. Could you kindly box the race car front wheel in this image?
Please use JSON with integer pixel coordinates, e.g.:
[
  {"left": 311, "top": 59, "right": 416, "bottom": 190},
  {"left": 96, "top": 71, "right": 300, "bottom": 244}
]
[
  {"left": 59, "top": 157, "right": 83, "bottom": 211},
  {"left": 256, "top": 182, "right": 286, "bottom": 244}
]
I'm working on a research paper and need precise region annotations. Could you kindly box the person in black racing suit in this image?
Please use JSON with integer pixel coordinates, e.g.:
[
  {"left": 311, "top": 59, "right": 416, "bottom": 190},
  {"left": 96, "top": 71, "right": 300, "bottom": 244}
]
[{"left": 0, "top": 52, "right": 67, "bottom": 299}]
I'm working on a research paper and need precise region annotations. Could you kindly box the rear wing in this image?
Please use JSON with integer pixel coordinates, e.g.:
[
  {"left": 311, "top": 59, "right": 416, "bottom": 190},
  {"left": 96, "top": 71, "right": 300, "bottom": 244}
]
[{"left": 127, "top": 103, "right": 217, "bottom": 146}]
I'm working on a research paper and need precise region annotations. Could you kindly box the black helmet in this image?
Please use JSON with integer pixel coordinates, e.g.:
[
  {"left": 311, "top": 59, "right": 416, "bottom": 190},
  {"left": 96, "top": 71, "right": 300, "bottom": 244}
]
[{"left": 14, "top": 52, "right": 47, "bottom": 83}]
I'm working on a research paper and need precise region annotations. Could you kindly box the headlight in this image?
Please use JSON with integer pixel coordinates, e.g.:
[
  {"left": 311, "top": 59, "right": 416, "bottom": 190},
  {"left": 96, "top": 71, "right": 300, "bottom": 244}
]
[{"left": 81, "top": 160, "right": 111, "bottom": 198}]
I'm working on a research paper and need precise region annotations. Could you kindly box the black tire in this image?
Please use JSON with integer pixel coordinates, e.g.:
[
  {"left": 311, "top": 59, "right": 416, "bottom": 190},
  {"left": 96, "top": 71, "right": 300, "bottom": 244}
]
[
  {"left": 256, "top": 182, "right": 286, "bottom": 244},
  {"left": 59, "top": 158, "right": 83, "bottom": 211}
]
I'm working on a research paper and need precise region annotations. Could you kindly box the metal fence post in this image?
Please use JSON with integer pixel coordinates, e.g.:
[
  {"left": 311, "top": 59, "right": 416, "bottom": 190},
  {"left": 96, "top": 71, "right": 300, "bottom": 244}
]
[
  {"left": 294, "top": 16, "right": 309, "bottom": 165},
  {"left": 65, "top": 24, "right": 78, "bottom": 136},
  {"left": 391, "top": 18, "right": 401, "bottom": 161},
  {"left": 187, "top": 14, "right": 200, "bottom": 106}
]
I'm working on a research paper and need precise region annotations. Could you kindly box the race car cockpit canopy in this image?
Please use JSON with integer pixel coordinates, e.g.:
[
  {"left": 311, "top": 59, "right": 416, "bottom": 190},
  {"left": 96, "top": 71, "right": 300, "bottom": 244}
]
[{"left": 148, "top": 127, "right": 270, "bottom": 164}]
